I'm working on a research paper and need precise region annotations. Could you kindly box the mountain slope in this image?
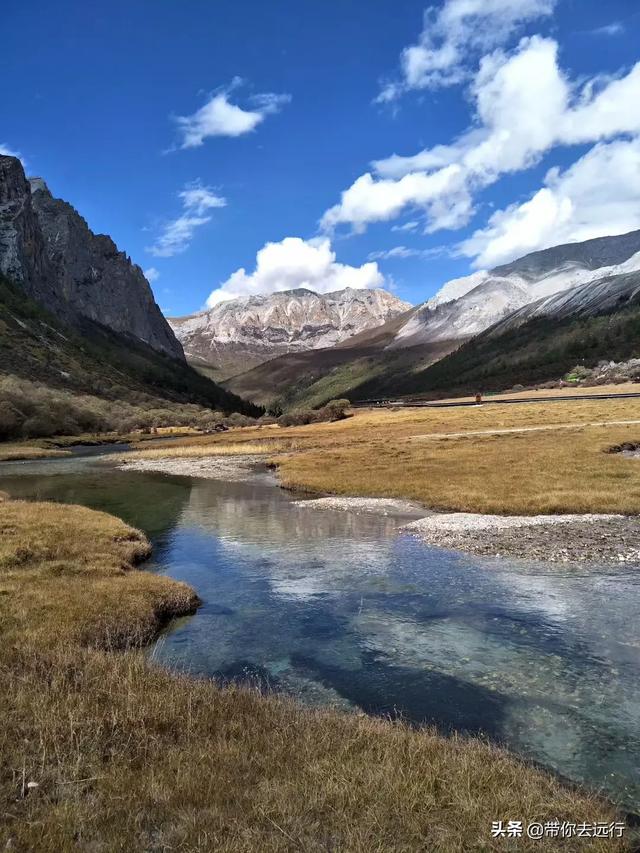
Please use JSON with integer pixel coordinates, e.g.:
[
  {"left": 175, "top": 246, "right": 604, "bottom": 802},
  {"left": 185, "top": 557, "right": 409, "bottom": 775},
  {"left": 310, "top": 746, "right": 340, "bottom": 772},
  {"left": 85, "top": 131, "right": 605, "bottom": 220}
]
[
  {"left": 223, "top": 337, "right": 457, "bottom": 409},
  {"left": 169, "top": 287, "right": 411, "bottom": 380},
  {"left": 381, "top": 270, "right": 640, "bottom": 398},
  {"left": 0, "top": 155, "right": 259, "bottom": 430},
  {"left": 387, "top": 229, "right": 640, "bottom": 349},
  {"left": 0, "top": 274, "right": 259, "bottom": 418},
  {"left": 0, "top": 156, "right": 182, "bottom": 359}
]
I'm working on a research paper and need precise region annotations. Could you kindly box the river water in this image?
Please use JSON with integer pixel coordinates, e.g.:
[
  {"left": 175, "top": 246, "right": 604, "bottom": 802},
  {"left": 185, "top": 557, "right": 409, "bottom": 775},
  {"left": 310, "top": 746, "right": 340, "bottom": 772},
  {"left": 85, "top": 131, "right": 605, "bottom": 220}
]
[{"left": 1, "top": 451, "right": 639, "bottom": 811}]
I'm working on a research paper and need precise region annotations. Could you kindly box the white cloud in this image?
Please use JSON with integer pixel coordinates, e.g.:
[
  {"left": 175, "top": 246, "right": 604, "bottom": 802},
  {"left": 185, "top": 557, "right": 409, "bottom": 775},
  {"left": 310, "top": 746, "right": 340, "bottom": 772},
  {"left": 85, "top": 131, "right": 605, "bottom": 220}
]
[
  {"left": 175, "top": 78, "right": 290, "bottom": 148},
  {"left": 206, "top": 237, "right": 384, "bottom": 307},
  {"left": 367, "top": 245, "right": 446, "bottom": 260},
  {"left": 0, "top": 143, "right": 25, "bottom": 166},
  {"left": 177, "top": 184, "right": 227, "bottom": 215},
  {"left": 321, "top": 164, "right": 471, "bottom": 233},
  {"left": 459, "top": 137, "right": 640, "bottom": 268},
  {"left": 147, "top": 182, "right": 226, "bottom": 258},
  {"left": 392, "top": 220, "right": 420, "bottom": 232},
  {"left": 144, "top": 267, "right": 160, "bottom": 283},
  {"left": 592, "top": 22, "right": 624, "bottom": 37},
  {"left": 376, "top": 0, "right": 555, "bottom": 99},
  {"left": 325, "top": 37, "right": 640, "bottom": 235}
]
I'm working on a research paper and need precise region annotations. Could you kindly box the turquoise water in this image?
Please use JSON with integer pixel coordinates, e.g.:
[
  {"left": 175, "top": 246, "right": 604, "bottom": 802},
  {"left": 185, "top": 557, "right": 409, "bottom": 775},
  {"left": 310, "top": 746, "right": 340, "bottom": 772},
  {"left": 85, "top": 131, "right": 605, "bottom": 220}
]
[{"left": 1, "top": 452, "right": 639, "bottom": 811}]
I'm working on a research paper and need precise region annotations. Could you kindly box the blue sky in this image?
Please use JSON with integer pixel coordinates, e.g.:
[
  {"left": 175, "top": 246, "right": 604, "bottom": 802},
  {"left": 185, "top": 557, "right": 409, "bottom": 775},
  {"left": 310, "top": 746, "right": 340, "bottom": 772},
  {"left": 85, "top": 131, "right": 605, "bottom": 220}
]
[{"left": 2, "top": 0, "right": 640, "bottom": 315}]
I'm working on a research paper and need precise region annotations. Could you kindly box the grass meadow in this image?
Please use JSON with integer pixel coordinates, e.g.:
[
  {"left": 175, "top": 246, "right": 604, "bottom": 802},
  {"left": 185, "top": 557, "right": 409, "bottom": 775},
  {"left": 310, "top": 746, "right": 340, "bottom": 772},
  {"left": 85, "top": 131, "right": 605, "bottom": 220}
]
[{"left": 0, "top": 497, "right": 628, "bottom": 851}]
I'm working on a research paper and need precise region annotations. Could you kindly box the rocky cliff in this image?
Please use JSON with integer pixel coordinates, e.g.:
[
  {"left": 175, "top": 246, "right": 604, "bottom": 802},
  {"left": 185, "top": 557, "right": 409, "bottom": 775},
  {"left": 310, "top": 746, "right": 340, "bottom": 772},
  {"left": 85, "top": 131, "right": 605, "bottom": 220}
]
[
  {"left": 170, "top": 287, "right": 411, "bottom": 379},
  {"left": 0, "top": 155, "right": 183, "bottom": 360}
]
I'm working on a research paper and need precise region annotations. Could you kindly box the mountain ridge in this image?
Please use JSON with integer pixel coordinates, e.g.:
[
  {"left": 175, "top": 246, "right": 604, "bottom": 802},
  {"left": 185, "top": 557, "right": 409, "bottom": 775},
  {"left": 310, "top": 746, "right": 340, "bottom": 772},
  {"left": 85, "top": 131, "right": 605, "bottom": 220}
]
[{"left": 169, "top": 286, "right": 411, "bottom": 380}]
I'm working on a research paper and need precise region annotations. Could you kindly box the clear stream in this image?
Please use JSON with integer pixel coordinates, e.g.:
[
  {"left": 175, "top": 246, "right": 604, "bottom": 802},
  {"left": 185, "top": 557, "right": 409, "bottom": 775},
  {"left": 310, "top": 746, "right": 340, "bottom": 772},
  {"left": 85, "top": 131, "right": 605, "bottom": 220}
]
[{"left": 1, "top": 451, "right": 640, "bottom": 811}]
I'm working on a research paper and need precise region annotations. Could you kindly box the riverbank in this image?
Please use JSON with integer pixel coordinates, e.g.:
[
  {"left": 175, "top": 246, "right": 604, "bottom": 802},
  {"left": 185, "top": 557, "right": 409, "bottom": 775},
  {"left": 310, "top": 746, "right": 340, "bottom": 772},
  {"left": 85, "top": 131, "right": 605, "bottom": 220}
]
[
  {"left": 0, "top": 498, "right": 630, "bottom": 851},
  {"left": 121, "top": 453, "right": 268, "bottom": 481},
  {"left": 116, "top": 397, "right": 640, "bottom": 514},
  {"left": 403, "top": 512, "right": 640, "bottom": 564},
  {"left": 121, "top": 450, "right": 640, "bottom": 564},
  {"left": 0, "top": 426, "right": 204, "bottom": 462},
  {"left": 0, "top": 442, "right": 71, "bottom": 461}
]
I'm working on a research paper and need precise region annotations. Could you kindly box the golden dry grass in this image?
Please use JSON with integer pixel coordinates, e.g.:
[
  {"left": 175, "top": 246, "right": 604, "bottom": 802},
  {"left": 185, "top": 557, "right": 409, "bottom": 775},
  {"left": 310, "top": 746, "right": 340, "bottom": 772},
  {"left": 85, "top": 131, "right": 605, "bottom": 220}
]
[
  {"left": 0, "top": 443, "right": 70, "bottom": 461},
  {"left": 0, "top": 500, "right": 630, "bottom": 851},
  {"left": 0, "top": 500, "right": 199, "bottom": 648},
  {"left": 134, "top": 398, "right": 640, "bottom": 515},
  {"left": 121, "top": 438, "right": 297, "bottom": 462}
]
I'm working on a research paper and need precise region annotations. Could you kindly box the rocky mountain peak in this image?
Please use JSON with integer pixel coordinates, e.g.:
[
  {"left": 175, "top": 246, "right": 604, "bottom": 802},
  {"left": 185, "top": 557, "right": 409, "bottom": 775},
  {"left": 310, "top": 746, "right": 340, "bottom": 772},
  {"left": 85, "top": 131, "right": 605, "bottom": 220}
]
[
  {"left": 169, "top": 286, "right": 411, "bottom": 380},
  {"left": 0, "top": 155, "right": 183, "bottom": 360}
]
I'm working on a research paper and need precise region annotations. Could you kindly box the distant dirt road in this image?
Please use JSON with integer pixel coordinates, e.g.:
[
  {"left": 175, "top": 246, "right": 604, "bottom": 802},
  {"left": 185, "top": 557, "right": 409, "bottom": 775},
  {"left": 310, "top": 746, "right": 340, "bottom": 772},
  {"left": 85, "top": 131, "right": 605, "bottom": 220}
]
[{"left": 355, "top": 391, "right": 640, "bottom": 409}]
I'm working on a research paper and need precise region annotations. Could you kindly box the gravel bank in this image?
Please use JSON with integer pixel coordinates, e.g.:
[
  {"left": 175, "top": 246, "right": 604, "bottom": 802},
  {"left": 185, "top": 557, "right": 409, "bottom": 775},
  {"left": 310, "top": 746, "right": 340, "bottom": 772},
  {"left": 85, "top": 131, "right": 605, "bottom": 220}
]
[
  {"left": 292, "top": 496, "right": 427, "bottom": 517},
  {"left": 118, "top": 455, "right": 267, "bottom": 481},
  {"left": 403, "top": 513, "right": 640, "bottom": 564}
]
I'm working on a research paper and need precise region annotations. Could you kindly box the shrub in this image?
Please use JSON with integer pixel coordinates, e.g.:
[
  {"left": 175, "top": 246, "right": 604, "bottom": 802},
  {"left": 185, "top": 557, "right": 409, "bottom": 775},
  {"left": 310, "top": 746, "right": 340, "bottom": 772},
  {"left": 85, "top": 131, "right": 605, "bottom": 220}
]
[{"left": 277, "top": 399, "right": 350, "bottom": 428}]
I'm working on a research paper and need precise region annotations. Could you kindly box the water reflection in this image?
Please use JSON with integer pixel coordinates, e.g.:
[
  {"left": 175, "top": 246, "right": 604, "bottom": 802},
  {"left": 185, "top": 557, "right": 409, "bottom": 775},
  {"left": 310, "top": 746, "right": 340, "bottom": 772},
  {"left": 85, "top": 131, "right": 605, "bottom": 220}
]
[{"left": 1, "top": 455, "right": 639, "bottom": 810}]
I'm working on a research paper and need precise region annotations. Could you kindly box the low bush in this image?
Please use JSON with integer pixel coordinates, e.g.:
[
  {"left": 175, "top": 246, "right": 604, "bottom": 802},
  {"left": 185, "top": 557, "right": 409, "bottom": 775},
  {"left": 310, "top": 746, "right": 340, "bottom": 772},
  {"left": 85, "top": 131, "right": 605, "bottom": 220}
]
[{"left": 278, "top": 399, "right": 350, "bottom": 428}]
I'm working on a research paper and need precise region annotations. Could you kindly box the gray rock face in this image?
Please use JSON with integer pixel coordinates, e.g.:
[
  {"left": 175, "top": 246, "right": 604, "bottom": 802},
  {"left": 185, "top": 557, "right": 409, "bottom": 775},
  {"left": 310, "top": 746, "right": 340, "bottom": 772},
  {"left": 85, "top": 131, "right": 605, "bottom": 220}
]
[
  {"left": 0, "top": 155, "right": 183, "bottom": 360},
  {"left": 0, "top": 157, "right": 58, "bottom": 309}
]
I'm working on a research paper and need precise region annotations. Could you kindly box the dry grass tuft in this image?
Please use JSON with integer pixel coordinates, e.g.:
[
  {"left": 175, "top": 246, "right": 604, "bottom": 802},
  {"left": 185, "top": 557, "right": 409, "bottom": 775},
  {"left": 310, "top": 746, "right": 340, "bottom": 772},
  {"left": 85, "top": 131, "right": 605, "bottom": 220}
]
[
  {"left": 0, "top": 443, "right": 70, "bottom": 461},
  {"left": 121, "top": 439, "right": 295, "bottom": 463},
  {"left": 0, "top": 499, "right": 630, "bottom": 850},
  {"left": 0, "top": 500, "right": 199, "bottom": 649}
]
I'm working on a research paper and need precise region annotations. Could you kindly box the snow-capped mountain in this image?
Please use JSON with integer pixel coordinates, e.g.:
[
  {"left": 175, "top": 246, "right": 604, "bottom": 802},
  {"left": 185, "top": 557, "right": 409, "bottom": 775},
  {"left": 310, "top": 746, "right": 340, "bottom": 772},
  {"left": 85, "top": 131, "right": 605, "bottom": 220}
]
[
  {"left": 388, "top": 230, "right": 640, "bottom": 349},
  {"left": 169, "top": 287, "right": 411, "bottom": 379},
  {"left": 487, "top": 269, "right": 640, "bottom": 335}
]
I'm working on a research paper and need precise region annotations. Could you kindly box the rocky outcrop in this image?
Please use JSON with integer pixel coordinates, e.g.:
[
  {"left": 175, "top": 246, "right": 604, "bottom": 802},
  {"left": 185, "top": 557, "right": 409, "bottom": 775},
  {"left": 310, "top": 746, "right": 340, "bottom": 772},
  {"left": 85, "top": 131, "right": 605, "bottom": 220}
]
[
  {"left": 170, "top": 287, "right": 411, "bottom": 379},
  {"left": 0, "top": 155, "right": 183, "bottom": 360},
  {"left": 0, "top": 157, "right": 59, "bottom": 309}
]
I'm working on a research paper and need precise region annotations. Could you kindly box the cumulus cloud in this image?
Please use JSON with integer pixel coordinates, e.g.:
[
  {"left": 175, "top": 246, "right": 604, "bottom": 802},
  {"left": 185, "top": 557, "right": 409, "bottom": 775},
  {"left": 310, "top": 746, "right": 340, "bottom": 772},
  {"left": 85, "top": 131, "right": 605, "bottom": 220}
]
[
  {"left": 376, "top": 0, "right": 555, "bottom": 100},
  {"left": 324, "top": 37, "right": 640, "bottom": 235},
  {"left": 206, "top": 237, "right": 384, "bottom": 307},
  {"left": 147, "top": 182, "right": 226, "bottom": 258},
  {"left": 175, "top": 78, "right": 290, "bottom": 148},
  {"left": 144, "top": 267, "right": 160, "bottom": 283},
  {"left": 459, "top": 137, "right": 640, "bottom": 268}
]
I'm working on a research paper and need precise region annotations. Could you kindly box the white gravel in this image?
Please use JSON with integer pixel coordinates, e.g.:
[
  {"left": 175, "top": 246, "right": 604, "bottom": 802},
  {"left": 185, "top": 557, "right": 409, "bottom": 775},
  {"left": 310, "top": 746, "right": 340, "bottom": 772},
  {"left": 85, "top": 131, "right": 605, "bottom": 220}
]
[
  {"left": 402, "top": 512, "right": 640, "bottom": 564},
  {"left": 404, "top": 512, "right": 622, "bottom": 534},
  {"left": 118, "top": 455, "right": 267, "bottom": 481},
  {"left": 291, "top": 496, "right": 426, "bottom": 516}
]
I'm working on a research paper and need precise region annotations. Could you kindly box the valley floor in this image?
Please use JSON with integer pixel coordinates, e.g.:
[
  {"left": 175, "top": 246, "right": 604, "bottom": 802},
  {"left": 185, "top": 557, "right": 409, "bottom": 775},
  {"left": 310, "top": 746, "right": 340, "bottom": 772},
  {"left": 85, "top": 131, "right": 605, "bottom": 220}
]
[
  {"left": 118, "top": 390, "right": 640, "bottom": 513},
  {"left": 115, "top": 391, "right": 640, "bottom": 564},
  {"left": 0, "top": 497, "right": 629, "bottom": 852}
]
